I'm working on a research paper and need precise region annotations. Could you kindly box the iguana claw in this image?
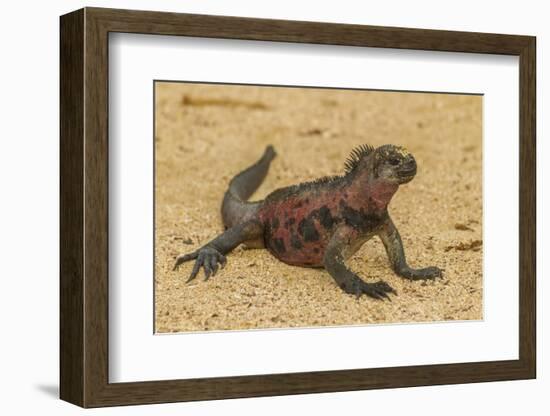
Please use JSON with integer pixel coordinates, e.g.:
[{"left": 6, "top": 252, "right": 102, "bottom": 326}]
[{"left": 173, "top": 246, "right": 226, "bottom": 282}]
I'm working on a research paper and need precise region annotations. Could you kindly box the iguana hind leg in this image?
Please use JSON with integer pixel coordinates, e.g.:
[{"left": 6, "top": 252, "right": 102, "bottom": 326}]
[{"left": 173, "top": 220, "right": 263, "bottom": 282}]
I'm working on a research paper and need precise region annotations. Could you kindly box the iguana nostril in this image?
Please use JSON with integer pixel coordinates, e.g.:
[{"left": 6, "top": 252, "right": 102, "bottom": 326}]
[{"left": 403, "top": 159, "right": 416, "bottom": 169}]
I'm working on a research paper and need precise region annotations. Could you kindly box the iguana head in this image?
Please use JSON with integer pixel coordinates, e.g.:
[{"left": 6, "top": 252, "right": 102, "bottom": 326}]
[
  {"left": 372, "top": 144, "right": 417, "bottom": 184},
  {"left": 345, "top": 144, "right": 417, "bottom": 185}
]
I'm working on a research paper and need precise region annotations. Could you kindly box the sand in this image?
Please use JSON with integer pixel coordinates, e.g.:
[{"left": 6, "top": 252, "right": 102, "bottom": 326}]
[{"left": 154, "top": 82, "right": 483, "bottom": 333}]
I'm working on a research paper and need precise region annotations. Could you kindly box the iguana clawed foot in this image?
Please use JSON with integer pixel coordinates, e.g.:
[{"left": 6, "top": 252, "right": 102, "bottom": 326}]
[
  {"left": 173, "top": 246, "right": 227, "bottom": 282},
  {"left": 341, "top": 279, "right": 397, "bottom": 301},
  {"left": 398, "top": 266, "right": 443, "bottom": 281}
]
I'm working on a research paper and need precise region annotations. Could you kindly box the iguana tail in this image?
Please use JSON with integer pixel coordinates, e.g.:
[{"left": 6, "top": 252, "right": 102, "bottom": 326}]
[{"left": 222, "top": 145, "right": 276, "bottom": 229}]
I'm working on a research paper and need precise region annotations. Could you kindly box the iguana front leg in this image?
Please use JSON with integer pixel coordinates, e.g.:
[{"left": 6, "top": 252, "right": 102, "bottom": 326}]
[
  {"left": 173, "top": 220, "right": 263, "bottom": 282},
  {"left": 378, "top": 217, "right": 443, "bottom": 280},
  {"left": 323, "top": 226, "right": 396, "bottom": 300}
]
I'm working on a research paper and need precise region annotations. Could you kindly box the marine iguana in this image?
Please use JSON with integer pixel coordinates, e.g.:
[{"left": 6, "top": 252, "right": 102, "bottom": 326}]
[{"left": 174, "top": 144, "right": 443, "bottom": 300}]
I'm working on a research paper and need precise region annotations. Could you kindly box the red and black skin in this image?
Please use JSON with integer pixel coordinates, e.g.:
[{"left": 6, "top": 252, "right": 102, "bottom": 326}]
[{"left": 174, "top": 144, "right": 443, "bottom": 300}]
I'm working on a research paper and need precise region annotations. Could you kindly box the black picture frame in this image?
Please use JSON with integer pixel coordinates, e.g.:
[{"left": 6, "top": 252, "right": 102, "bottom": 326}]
[{"left": 60, "top": 7, "right": 536, "bottom": 407}]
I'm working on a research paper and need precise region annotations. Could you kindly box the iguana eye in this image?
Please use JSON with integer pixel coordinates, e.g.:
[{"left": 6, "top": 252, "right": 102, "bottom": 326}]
[{"left": 388, "top": 158, "right": 400, "bottom": 166}]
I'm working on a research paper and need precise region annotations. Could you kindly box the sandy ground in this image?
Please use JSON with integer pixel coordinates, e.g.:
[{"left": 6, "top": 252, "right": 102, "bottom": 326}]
[{"left": 154, "top": 82, "right": 482, "bottom": 333}]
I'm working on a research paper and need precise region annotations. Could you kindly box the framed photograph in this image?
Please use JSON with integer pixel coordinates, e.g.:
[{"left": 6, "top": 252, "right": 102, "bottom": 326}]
[{"left": 60, "top": 7, "right": 536, "bottom": 408}]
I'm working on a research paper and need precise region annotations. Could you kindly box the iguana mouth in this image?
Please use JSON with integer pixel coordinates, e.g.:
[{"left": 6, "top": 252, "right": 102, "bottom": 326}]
[
  {"left": 399, "top": 166, "right": 416, "bottom": 176},
  {"left": 397, "top": 165, "right": 417, "bottom": 183}
]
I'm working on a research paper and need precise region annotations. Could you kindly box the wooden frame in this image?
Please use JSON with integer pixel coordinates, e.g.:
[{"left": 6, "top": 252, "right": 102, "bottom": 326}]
[{"left": 60, "top": 7, "right": 536, "bottom": 408}]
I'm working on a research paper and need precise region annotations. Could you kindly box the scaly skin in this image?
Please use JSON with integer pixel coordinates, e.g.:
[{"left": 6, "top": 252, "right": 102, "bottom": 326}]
[{"left": 174, "top": 144, "right": 443, "bottom": 300}]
